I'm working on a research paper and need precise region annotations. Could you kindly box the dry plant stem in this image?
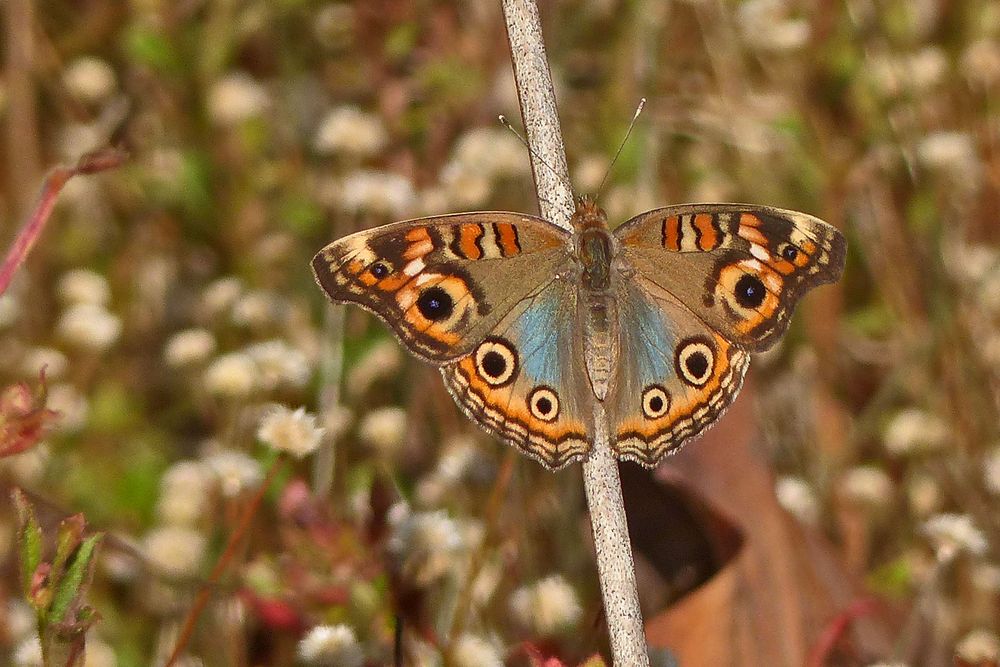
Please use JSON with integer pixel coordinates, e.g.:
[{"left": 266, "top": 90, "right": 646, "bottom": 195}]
[
  {"left": 3, "top": 0, "right": 41, "bottom": 216},
  {"left": 0, "top": 149, "right": 127, "bottom": 295},
  {"left": 313, "top": 302, "right": 345, "bottom": 497},
  {"left": 164, "top": 456, "right": 288, "bottom": 667},
  {"left": 501, "top": 1, "right": 649, "bottom": 664}
]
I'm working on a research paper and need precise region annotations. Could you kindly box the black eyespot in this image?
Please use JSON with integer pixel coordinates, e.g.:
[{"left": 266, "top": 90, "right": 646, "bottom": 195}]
[
  {"left": 370, "top": 262, "right": 390, "bottom": 278},
  {"left": 676, "top": 338, "right": 715, "bottom": 387},
  {"left": 781, "top": 245, "right": 798, "bottom": 261},
  {"left": 481, "top": 351, "right": 506, "bottom": 379},
  {"left": 474, "top": 338, "right": 519, "bottom": 387},
  {"left": 686, "top": 352, "right": 709, "bottom": 379},
  {"left": 417, "top": 287, "right": 453, "bottom": 321},
  {"left": 528, "top": 386, "right": 560, "bottom": 422},
  {"left": 735, "top": 274, "right": 766, "bottom": 309},
  {"left": 641, "top": 385, "right": 671, "bottom": 419}
]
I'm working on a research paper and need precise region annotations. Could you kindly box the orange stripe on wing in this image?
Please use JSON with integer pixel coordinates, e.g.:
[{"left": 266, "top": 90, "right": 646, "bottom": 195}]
[
  {"left": 458, "top": 224, "right": 483, "bottom": 259},
  {"left": 693, "top": 213, "right": 719, "bottom": 250},
  {"left": 662, "top": 216, "right": 681, "bottom": 250},
  {"left": 495, "top": 223, "right": 521, "bottom": 256}
]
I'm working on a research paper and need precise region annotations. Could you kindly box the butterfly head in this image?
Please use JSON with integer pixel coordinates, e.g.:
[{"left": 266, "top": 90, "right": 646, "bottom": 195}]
[{"left": 572, "top": 195, "right": 609, "bottom": 232}]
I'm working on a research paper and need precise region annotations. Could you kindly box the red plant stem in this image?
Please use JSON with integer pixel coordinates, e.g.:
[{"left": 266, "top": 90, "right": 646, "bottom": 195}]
[
  {"left": 806, "top": 597, "right": 880, "bottom": 667},
  {"left": 163, "top": 456, "right": 287, "bottom": 667},
  {"left": 0, "top": 148, "right": 127, "bottom": 296}
]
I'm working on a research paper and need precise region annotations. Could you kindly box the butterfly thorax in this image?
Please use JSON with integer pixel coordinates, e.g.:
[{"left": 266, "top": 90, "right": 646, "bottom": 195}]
[{"left": 570, "top": 198, "right": 620, "bottom": 401}]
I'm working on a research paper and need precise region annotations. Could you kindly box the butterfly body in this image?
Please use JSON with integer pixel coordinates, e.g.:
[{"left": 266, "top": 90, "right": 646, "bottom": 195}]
[{"left": 313, "top": 196, "right": 845, "bottom": 470}]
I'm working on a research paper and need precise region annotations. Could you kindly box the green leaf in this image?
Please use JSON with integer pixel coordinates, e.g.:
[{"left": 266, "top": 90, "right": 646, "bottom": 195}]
[
  {"left": 12, "top": 489, "right": 43, "bottom": 595},
  {"left": 52, "top": 514, "right": 86, "bottom": 586},
  {"left": 49, "top": 533, "right": 102, "bottom": 625}
]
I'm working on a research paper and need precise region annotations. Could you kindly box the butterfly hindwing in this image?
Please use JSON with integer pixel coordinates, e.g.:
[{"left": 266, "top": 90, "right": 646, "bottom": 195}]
[
  {"left": 312, "top": 213, "right": 569, "bottom": 362},
  {"left": 440, "top": 279, "right": 593, "bottom": 469},
  {"left": 615, "top": 204, "right": 846, "bottom": 352},
  {"left": 610, "top": 277, "right": 750, "bottom": 467}
]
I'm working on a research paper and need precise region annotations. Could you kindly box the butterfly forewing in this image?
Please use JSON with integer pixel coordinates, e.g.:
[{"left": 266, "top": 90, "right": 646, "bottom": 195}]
[
  {"left": 614, "top": 203, "right": 846, "bottom": 353},
  {"left": 311, "top": 212, "right": 571, "bottom": 363}
]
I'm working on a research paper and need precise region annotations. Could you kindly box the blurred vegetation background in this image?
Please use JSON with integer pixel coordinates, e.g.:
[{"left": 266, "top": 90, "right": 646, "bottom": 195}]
[{"left": 0, "top": 0, "right": 999, "bottom": 665}]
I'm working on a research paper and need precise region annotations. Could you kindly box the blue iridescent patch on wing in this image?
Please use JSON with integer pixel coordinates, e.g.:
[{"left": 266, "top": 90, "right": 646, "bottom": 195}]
[
  {"left": 505, "top": 284, "right": 571, "bottom": 385},
  {"left": 622, "top": 285, "right": 677, "bottom": 384}
]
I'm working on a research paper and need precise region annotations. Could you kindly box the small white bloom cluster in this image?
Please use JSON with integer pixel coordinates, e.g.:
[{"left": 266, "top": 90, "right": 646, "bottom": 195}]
[
  {"left": 55, "top": 270, "right": 121, "bottom": 351},
  {"left": 509, "top": 574, "right": 582, "bottom": 636},
  {"left": 955, "top": 628, "right": 1000, "bottom": 663},
  {"left": 335, "top": 170, "right": 416, "bottom": 217},
  {"left": 840, "top": 465, "right": 893, "bottom": 507},
  {"left": 314, "top": 106, "right": 388, "bottom": 158},
  {"left": 63, "top": 57, "right": 117, "bottom": 104},
  {"left": 205, "top": 448, "right": 264, "bottom": 498},
  {"left": 257, "top": 406, "right": 324, "bottom": 459},
  {"left": 142, "top": 525, "right": 207, "bottom": 579},
  {"left": 57, "top": 303, "right": 122, "bottom": 351},
  {"left": 440, "top": 128, "right": 529, "bottom": 208},
  {"left": 775, "top": 476, "right": 820, "bottom": 525},
  {"left": 916, "top": 131, "right": 980, "bottom": 181},
  {"left": 207, "top": 72, "right": 270, "bottom": 126},
  {"left": 357, "top": 407, "right": 408, "bottom": 457},
  {"left": 57, "top": 269, "right": 111, "bottom": 306},
  {"left": 156, "top": 461, "right": 212, "bottom": 526},
  {"left": 245, "top": 340, "right": 311, "bottom": 390},
  {"left": 164, "top": 328, "right": 217, "bottom": 367},
  {"left": 883, "top": 408, "right": 949, "bottom": 456},
  {"left": 203, "top": 339, "right": 311, "bottom": 398},
  {"left": 736, "top": 0, "right": 810, "bottom": 52},
  {"left": 451, "top": 634, "right": 503, "bottom": 667},
  {"left": 21, "top": 347, "right": 68, "bottom": 379},
  {"left": 0, "top": 293, "right": 19, "bottom": 328},
  {"left": 388, "top": 506, "right": 466, "bottom": 587},
  {"left": 297, "top": 624, "right": 364, "bottom": 667},
  {"left": 923, "top": 513, "right": 988, "bottom": 561}
]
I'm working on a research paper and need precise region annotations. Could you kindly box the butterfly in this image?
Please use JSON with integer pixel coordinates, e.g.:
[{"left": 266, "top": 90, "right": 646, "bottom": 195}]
[{"left": 312, "top": 197, "right": 845, "bottom": 470}]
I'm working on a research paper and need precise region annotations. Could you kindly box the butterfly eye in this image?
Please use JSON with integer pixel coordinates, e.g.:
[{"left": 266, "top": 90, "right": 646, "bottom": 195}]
[
  {"left": 676, "top": 338, "right": 715, "bottom": 387},
  {"left": 370, "top": 262, "right": 391, "bottom": 278},
  {"left": 735, "top": 274, "right": 766, "bottom": 309},
  {"left": 779, "top": 244, "right": 799, "bottom": 262},
  {"left": 528, "top": 386, "right": 560, "bottom": 422}
]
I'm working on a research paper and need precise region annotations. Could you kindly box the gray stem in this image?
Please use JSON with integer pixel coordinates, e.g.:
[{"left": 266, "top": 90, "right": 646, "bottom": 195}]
[{"left": 500, "top": 1, "right": 650, "bottom": 664}]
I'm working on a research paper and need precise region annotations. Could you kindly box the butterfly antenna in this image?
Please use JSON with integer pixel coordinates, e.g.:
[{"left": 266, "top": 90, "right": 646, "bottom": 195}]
[
  {"left": 498, "top": 114, "right": 576, "bottom": 194},
  {"left": 595, "top": 97, "right": 646, "bottom": 201}
]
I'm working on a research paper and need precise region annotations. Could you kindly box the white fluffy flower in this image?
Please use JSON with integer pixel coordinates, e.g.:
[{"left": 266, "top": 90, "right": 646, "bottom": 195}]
[
  {"left": 840, "top": 466, "right": 893, "bottom": 506},
  {"left": 156, "top": 461, "right": 212, "bottom": 526},
  {"left": 775, "top": 476, "right": 820, "bottom": 525},
  {"left": 57, "top": 303, "right": 121, "bottom": 350},
  {"left": 245, "top": 340, "right": 311, "bottom": 389},
  {"left": 956, "top": 629, "right": 1000, "bottom": 663},
  {"left": 20, "top": 347, "right": 68, "bottom": 379},
  {"left": 451, "top": 634, "right": 503, "bottom": 667},
  {"left": 204, "top": 449, "right": 263, "bottom": 498},
  {"left": 62, "top": 57, "right": 117, "bottom": 104},
  {"left": 882, "top": 408, "right": 949, "bottom": 455},
  {"left": 297, "top": 624, "right": 364, "bottom": 667},
  {"left": 12, "top": 635, "right": 41, "bottom": 667},
  {"left": 164, "top": 329, "right": 216, "bottom": 367},
  {"left": 46, "top": 383, "right": 88, "bottom": 432},
  {"left": 336, "top": 170, "right": 415, "bottom": 217},
  {"left": 389, "top": 509, "right": 465, "bottom": 587},
  {"left": 143, "top": 526, "right": 207, "bottom": 579},
  {"left": 509, "top": 575, "right": 582, "bottom": 636},
  {"left": 257, "top": 406, "right": 324, "bottom": 459},
  {"left": 57, "top": 269, "right": 111, "bottom": 306},
  {"left": 314, "top": 106, "right": 388, "bottom": 158},
  {"left": 923, "top": 513, "right": 988, "bottom": 560},
  {"left": 357, "top": 407, "right": 407, "bottom": 456},
  {"left": 207, "top": 72, "right": 270, "bottom": 126},
  {"left": 204, "top": 353, "right": 257, "bottom": 398},
  {"left": 200, "top": 277, "right": 243, "bottom": 317}
]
